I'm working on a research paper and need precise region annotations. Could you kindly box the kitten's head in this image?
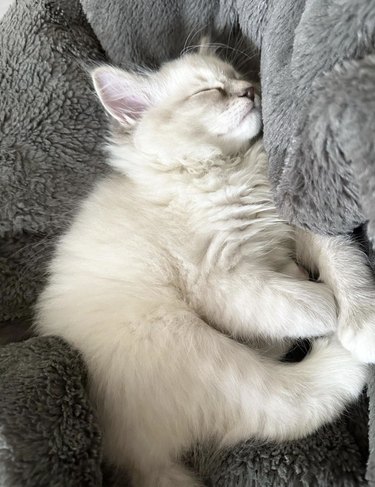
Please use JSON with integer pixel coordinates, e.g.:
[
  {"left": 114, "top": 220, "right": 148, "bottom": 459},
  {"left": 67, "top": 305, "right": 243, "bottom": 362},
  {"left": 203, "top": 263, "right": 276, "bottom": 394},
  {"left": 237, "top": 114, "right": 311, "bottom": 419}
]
[{"left": 92, "top": 46, "right": 261, "bottom": 166}]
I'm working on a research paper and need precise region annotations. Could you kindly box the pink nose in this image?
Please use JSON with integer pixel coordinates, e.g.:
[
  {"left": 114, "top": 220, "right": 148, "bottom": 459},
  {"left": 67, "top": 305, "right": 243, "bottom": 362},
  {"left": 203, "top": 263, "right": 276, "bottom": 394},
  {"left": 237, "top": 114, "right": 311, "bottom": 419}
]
[{"left": 238, "top": 86, "right": 255, "bottom": 102}]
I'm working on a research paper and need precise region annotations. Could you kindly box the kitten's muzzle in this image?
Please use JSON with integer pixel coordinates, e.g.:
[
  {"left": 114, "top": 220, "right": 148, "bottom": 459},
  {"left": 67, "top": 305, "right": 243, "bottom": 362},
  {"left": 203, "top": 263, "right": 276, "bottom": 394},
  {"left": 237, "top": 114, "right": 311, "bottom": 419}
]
[
  {"left": 229, "top": 81, "right": 256, "bottom": 102},
  {"left": 238, "top": 86, "right": 255, "bottom": 102}
]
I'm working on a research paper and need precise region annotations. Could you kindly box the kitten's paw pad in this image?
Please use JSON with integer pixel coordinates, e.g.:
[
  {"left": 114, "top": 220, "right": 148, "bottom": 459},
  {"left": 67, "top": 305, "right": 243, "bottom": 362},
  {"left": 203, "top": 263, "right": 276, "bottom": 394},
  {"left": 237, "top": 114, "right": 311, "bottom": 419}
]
[{"left": 338, "top": 310, "right": 375, "bottom": 363}]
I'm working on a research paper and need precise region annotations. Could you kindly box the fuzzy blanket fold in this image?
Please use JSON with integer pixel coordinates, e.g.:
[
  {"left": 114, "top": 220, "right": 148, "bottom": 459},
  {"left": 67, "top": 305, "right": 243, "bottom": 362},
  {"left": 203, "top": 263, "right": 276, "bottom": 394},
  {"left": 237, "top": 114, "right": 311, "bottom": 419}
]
[{"left": 1, "top": 0, "right": 374, "bottom": 485}]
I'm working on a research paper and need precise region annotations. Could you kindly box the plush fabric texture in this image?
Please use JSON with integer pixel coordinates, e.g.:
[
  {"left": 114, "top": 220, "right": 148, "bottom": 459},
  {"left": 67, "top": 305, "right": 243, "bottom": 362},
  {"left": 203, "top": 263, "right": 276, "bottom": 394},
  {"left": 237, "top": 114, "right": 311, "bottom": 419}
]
[
  {"left": 1, "top": 0, "right": 375, "bottom": 485},
  {"left": 0, "top": 0, "right": 107, "bottom": 484},
  {"left": 0, "top": 0, "right": 108, "bottom": 333},
  {"left": 0, "top": 337, "right": 103, "bottom": 487}
]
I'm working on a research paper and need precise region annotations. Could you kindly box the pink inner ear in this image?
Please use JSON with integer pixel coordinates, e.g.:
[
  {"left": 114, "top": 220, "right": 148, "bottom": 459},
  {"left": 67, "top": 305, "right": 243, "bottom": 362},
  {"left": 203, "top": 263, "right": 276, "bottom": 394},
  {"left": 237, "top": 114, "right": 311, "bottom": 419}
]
[{"left": 93, "top": 68, "right": 150, "bottom": 125}]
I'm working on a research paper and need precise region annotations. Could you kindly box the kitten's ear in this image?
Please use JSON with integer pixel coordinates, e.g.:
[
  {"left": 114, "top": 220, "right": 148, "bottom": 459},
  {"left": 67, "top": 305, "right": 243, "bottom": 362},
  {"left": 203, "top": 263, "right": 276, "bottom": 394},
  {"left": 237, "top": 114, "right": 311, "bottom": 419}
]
[
  {"left": 92, "top": 67, "right": 152, "bottom": 126},
  {"left": 198, "top": 36, "right": 212, "bottom": 55}
]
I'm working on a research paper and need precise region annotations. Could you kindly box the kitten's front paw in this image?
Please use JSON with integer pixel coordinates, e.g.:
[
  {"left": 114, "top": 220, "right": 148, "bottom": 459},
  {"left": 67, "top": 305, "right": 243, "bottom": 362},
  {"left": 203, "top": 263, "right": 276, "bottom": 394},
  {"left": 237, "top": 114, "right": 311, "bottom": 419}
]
[{"left": 338, "top": 307, "right": 375, "bottom": 363}]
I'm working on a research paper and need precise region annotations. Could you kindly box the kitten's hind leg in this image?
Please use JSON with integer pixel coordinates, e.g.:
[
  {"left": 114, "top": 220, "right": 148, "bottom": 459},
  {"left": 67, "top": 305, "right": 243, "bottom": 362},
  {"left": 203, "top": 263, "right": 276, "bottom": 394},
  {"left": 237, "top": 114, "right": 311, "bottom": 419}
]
[
  {"left": 295, "top": 228, "right": 375, "bottom": 363},
  {"left": 85, "top": 307, "right": 366, "bottom": 487}
]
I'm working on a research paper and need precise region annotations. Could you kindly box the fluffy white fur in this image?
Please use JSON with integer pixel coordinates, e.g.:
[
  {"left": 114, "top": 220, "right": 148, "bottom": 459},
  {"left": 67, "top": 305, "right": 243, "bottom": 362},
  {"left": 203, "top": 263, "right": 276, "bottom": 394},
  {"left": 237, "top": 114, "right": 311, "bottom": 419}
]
[{"left": 36, "top": 48, "right": 375, "bottom": 487}]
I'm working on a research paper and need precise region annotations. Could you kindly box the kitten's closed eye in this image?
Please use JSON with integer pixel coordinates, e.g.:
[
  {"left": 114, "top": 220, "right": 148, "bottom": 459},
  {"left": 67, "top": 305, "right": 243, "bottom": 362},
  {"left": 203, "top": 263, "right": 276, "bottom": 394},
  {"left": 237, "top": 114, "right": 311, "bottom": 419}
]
[{"left": 192, "top": 87, "right": 226, "bottom": 97}]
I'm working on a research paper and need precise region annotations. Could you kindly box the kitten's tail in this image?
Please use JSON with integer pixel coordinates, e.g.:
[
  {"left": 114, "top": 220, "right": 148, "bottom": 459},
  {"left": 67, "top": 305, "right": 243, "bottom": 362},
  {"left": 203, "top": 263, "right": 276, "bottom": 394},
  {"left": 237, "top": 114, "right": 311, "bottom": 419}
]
[
  {"left": 135, "top": 335, "right": 367, "bottom": 487},
  {"left": 252, "top": 336, "right": 368, "bottom": 442}
]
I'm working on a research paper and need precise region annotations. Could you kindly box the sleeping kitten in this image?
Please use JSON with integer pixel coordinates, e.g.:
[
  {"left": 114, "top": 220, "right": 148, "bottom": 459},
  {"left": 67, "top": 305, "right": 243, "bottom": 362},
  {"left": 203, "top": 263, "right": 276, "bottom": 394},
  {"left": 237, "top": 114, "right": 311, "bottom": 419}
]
[{"left": 36, "top": 45, "right": 375, "bottom": 487}]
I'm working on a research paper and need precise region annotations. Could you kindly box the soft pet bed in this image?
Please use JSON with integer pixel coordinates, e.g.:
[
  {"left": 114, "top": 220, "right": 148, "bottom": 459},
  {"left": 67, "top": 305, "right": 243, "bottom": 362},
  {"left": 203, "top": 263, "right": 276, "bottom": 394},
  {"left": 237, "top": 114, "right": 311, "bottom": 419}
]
[{"left": 0, "top": 0, "right": 374, "bottom": 485}]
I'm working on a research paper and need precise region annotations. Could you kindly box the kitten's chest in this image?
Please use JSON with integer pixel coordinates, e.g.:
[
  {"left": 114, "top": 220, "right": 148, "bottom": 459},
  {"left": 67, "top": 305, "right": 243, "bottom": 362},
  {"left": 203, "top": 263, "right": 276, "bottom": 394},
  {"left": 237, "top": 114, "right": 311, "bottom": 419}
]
[
  {"left": 173, "top": 193, "right": 295, "bottom": 301},
  {"left": 164, "top": 144, "right": 295, "bottom": 302},
  {"left": 191, "top": 214, "right": 292, "bottom": 273}
]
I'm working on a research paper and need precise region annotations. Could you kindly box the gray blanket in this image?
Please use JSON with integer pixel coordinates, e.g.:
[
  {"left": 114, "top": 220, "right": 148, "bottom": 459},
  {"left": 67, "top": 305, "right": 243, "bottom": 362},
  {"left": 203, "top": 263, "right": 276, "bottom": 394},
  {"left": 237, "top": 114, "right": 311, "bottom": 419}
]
[{"left": 1, "top": 0, "right": 374, "bottom": 485}]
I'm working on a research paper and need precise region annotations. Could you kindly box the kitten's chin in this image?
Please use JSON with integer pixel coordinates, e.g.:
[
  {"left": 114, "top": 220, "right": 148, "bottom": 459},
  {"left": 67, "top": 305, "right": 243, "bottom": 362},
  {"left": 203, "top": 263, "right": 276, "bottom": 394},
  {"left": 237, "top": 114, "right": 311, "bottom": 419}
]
[
  {"left": 241, "top": 107, "right": 262, "bottom": 138},
  {"left": 221, "top": 109, "right": 262, "bottom": 155}
]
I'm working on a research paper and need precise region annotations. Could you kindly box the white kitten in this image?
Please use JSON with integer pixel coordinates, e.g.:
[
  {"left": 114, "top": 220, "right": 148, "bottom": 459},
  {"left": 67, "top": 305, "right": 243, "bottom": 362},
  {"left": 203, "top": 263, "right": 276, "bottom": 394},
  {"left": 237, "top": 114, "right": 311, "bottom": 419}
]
[{"left": 36, "top": 46, "right": 375, "bottom": 487}]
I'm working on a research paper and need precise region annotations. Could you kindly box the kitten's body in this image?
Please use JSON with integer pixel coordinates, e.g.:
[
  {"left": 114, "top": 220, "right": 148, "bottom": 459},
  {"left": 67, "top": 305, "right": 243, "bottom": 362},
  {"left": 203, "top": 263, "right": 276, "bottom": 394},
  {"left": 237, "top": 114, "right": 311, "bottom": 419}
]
[{"left": 36, "top": 50, "right": 375, "bottom": 486}]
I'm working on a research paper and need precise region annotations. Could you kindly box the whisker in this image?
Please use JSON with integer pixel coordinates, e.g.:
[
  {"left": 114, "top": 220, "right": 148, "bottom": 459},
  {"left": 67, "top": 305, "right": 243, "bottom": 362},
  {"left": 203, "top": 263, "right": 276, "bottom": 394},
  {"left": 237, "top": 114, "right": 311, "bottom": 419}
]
[
  {"left": 181, "top": 23, "right": 210, "bottom": 56},
  {"left": 182, "top": 42, "right": 259, "bottom": 67}
]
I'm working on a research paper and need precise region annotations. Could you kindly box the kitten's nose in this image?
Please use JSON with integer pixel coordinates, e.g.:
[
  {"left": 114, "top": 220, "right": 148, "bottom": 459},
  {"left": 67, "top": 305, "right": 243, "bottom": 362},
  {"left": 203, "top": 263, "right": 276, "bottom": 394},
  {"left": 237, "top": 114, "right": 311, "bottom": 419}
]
[{"left": 238, "top": 86, "right": 255, "bottom": 102}]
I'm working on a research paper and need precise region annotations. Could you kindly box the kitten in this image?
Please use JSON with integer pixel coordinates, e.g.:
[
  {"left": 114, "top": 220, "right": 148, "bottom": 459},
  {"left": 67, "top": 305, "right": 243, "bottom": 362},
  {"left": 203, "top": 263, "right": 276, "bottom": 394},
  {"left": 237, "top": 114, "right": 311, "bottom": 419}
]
[{"left": 36, "top": 45, "right": 375, "bottom": 487}]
